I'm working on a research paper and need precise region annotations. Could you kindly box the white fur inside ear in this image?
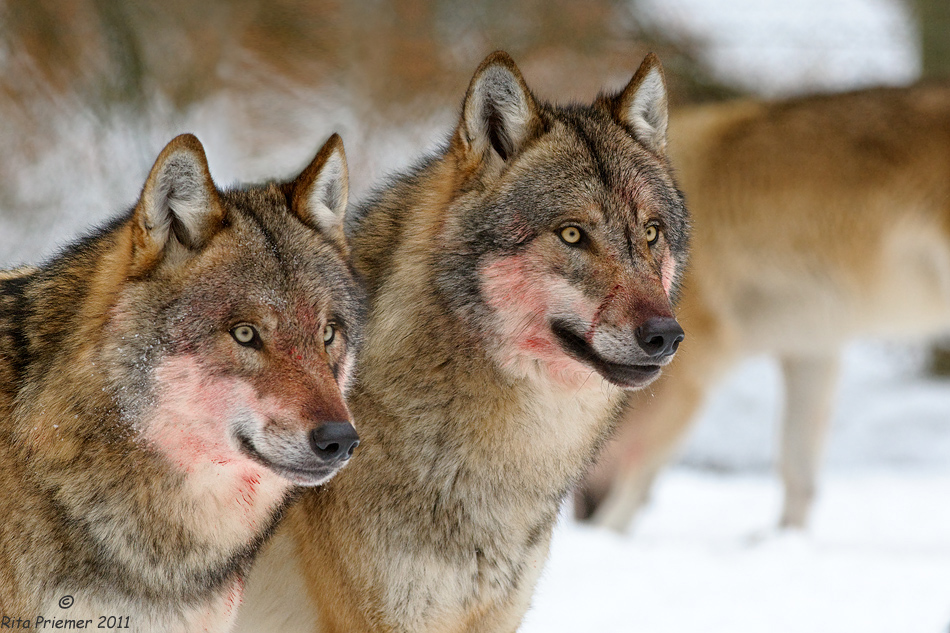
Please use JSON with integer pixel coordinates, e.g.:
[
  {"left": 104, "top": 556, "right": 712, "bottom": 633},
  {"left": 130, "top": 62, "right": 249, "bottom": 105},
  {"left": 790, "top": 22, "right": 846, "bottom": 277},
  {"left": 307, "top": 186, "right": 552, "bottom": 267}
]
[
  {"left": 145, "top": 152, "right": 215, "bottom": 249},
  {"left": 304, "top": 149, "right": 348, "bottom": 235},
  {"left": 466, "top": 66, "right": 533, "bottom": 160},
  {"left": 627, "top": 66, "right": 669, "bottom": 154}
]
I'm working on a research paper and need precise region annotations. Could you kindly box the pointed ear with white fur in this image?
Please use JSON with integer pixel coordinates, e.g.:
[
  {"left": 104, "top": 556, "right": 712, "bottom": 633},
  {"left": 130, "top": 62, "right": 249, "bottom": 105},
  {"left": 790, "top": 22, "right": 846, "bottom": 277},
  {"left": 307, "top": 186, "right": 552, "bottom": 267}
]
[
  {"left": 289, "top": 133, "right": 349, "bottom": 246},
  {"left": 133, "top": 134, "right": 225, "bottom": 268},
  {"left": 458, "top": 51, "right": 541, "bottom": 163},
  {"left": 612, "top": 53, "right": 669, "bottom": 155}
]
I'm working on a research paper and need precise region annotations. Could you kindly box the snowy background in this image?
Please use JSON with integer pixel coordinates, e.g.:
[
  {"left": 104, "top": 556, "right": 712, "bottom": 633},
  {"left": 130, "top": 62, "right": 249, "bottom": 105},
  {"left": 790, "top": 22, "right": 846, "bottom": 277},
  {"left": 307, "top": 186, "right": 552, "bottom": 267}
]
[{"left": 0, "top": 0, "right": 947, "bottom": 631}]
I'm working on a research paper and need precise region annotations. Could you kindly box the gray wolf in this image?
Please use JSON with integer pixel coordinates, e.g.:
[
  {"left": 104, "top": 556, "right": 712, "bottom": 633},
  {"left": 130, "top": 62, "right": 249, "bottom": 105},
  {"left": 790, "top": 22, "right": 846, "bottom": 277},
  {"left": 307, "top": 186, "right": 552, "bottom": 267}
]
[
  {"left": 237, "top": 51, "right": 690, "bottom": 632},
  {"left": 0, "top": 132, "right": 364, "bottom": 632},
  {"left": 577, "top": 83, "right": 950, "bottom": 531}
]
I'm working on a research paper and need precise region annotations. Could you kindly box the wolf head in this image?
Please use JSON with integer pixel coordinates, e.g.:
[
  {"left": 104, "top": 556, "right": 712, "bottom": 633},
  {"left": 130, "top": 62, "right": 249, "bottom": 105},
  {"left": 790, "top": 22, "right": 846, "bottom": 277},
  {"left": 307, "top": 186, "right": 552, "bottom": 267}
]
[
  {"left": 104, "top": 133, "right": 364, "bottom": 486},
  {"left": 435, "top": 52, "right": 689, "bottom": 389}
]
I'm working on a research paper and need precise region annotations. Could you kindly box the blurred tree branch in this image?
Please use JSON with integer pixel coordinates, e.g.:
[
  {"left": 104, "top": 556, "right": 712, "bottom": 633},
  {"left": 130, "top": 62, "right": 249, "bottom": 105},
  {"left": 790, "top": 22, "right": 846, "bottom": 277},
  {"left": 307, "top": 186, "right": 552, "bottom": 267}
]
[{"left": 0, "top": 0, "right": 736, "bottom": 117}]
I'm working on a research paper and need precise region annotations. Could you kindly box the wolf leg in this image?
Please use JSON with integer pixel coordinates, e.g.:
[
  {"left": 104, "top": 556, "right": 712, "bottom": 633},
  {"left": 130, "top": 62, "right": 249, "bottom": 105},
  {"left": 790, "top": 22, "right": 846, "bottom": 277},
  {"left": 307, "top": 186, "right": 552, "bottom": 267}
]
[{"left": 777, "top": 352, "right": 840, "bottom": 529}]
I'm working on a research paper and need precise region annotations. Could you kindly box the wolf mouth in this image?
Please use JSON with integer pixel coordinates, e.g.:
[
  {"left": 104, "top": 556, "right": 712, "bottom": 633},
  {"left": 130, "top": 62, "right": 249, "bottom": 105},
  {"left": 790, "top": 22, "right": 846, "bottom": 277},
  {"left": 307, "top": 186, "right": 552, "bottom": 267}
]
[
  {"left": 550, "top": 321, "right": 661, "bottom": 389},
  {"left": 236, "top": 433, "right": 342, "bottom": 486}
]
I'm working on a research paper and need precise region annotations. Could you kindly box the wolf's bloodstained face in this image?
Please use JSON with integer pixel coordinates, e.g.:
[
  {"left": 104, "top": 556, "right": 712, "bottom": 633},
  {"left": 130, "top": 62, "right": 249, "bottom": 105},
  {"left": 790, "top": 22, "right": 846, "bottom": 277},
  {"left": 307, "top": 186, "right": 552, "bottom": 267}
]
[
  {"left": 142, "top": 213, "right": 360, "bottom": 488},
  {"left": 477, "top": 138, "right": 685, "bottom": 389},
  {"left": 434, "top": 55, "right": 689, "bottom": 389},
  {"left": 143, "top": 265, "right": 356, "bottom": 487},
  {"left": 104, "top": 134, "right": 365, "bottom": 489}
]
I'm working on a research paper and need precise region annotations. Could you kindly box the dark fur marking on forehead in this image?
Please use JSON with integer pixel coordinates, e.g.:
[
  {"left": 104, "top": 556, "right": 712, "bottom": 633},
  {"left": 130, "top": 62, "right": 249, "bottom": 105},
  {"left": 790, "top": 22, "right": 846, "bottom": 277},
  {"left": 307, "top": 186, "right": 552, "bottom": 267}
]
[
  {"left": 231, "top": 196, "right": 287, "bottom": 270},
  {"left": 562, "top": 113, "right": 612, "bottom": 191},
  {"left": 555, "top": 105, "right": 664, "bottom": 223},
  {"left": 218, "top": 189, "right": 366, "bottom": 354}
]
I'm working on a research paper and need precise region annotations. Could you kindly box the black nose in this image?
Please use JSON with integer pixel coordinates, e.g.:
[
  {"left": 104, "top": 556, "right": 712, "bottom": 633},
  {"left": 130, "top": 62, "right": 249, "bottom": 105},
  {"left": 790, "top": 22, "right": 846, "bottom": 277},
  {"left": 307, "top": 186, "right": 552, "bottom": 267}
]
[
  {"left": 310, "top": 422, "right": 360, "bottom": 462},
  {"left": 635, "top": 317, "right": 684, "bottom": 359}
]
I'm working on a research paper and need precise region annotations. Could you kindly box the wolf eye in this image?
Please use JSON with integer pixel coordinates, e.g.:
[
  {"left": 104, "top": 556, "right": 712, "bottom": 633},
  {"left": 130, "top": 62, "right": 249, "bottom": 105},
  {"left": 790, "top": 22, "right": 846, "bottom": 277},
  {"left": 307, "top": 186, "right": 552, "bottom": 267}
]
[
  {"left": 645, "top": 225, "right": 659, "bottom": 245},
  {"left": 323, "top": 323, "right": 336, "bottom": 346},
  {"left": 230, "top": 324, "right": 260, "bottom": 348},
  {"left": 559, "top": 226, "right": 584, "bottom": 245}
]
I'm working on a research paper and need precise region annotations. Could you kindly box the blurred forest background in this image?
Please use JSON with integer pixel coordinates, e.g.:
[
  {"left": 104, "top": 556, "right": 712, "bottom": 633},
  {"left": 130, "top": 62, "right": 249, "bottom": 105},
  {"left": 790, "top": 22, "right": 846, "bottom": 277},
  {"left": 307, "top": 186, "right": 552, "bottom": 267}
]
[{"left": 0, "top": 0, "right": 948, "bottom": 366}]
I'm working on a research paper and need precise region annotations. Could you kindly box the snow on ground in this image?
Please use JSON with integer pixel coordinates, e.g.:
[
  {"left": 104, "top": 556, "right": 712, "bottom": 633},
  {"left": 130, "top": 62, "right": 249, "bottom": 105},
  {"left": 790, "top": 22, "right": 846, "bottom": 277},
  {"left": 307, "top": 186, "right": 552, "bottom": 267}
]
[
  {"left": 524, "top": 470, "right": 950, "bottom": 633},
  {"left": 523, "top": 342, "right": 950, "bottom": 633}
]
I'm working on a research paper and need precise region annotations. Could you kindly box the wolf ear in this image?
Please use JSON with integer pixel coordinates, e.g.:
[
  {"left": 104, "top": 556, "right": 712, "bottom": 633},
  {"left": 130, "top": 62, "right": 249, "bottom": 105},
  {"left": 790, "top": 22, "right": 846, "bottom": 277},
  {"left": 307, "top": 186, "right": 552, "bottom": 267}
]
[
  {"left": 133, "top": 134, "right": 225, "bottom": 266},
  {"left": 458, "top": 51, "right": 541, "bottom": 163},
  {"left": 612, "top": 53, "right": 669, "bottom": 155},
  {"left": 288, "top": 133, "right": 349, "bottom": 247}
]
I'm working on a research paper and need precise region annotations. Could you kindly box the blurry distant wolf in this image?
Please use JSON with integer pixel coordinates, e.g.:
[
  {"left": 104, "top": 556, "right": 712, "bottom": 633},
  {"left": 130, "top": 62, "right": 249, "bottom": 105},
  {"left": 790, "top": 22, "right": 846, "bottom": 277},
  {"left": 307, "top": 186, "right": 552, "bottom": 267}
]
[
  {"left": 0, "top": 133, "right": 364, "bottom": 632},
  {"left": 577, "top": 83, "right": 950, "bottom": 532},
  {"left": 236, "top": 51, "right": 689, "bottom": 633}
]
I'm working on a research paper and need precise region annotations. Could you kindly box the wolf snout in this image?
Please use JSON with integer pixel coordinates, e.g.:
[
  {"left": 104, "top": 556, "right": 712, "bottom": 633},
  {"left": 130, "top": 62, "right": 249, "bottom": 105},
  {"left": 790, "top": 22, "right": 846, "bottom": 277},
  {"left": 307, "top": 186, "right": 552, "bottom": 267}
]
[
  {"left": 635, "top": 316, "right": 684, "bottom": 359},
  {"left": 310, "top": 421, "right": 360, "bottom": 463}
]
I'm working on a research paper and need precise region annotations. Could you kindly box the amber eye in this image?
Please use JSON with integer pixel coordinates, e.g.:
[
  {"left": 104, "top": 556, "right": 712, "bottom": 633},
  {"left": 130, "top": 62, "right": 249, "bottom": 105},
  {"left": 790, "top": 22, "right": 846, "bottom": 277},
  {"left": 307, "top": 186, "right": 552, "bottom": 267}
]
[
  {"left": 559, "top": 226, "right": 584, "bottom": 245},
  {"left": 645, "top": 225, "right": 659, "bottom": 245},
  {"left": 323, "top": 323, "right": 336, "bottom": 346},
  {"left": 231, "top": 324, "right": 260, "bottom": 348}
]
